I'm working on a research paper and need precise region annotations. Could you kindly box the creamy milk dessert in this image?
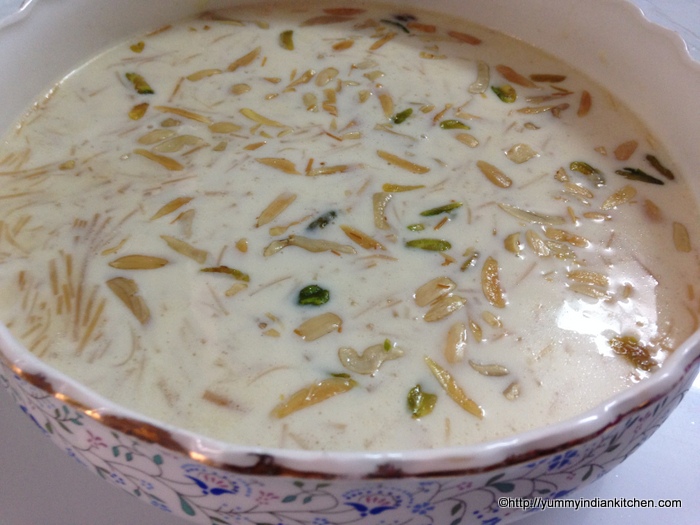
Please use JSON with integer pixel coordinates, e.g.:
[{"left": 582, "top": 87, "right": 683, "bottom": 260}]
[{"left": 0, "top": 1, "right": 699, "bottom": 452}]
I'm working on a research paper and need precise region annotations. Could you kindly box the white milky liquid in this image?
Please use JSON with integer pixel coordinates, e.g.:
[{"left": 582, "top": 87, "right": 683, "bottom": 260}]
[{"left": 0, "top": 1, "right": 698, "bottom": 451}]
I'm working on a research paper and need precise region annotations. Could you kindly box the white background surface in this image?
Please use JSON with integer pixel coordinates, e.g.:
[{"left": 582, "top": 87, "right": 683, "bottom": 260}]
[{"left": 1, "top": 1, "right": 699, "bottom": 524}]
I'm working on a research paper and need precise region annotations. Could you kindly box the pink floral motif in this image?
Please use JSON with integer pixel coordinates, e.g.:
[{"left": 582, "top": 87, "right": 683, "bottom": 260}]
[
  {"left": 85, "top": 429, "right": 108, "bottom": 449},
  {"left": 254, "top": 491, "right": 280, "bottom": 505}
]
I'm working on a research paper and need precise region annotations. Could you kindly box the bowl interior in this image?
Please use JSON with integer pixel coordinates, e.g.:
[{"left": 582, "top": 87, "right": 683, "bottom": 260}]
[{"left": 0, "top": 0, "right": 699, "bottom": 477}]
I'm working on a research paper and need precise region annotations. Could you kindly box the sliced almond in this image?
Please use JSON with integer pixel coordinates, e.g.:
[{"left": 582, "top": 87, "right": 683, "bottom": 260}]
[
  {"left": 505, "top": 143, "right": 538, "bottom": 164},
  {"left": 526, "top": 230, "right": 551, "bottom": 257},
  {"left": 153, "top": 105, "right": 212, "bottom": 124},
  {"left": 414, "top": 276, "right": 457, "bottom": 307},
  {"left": 108, "top": 255, "right": 168, "bottom": 270},
  {"left": 567, "top": 269, "right": 609, "bottom": 287},
  {"left": 255, "top": 157, "right": 300, "bottom": 174},
  {"left": 425, "top": 357, "right": 483, "bottom": 419},
  {"left": 543, "top": 227, "right": 589, "bottom": 248},
  {"left": 338, "top": 343, "right": 403, "bottom": 375},
  {"left": 271, "top": 376, "right": 356, "bottom": 418},
  {"left": 227, "top": 46, "right": 261, "bottom": 72},
  {"left": 673, "top": 221, "right": 692, "bottom": 252},
  {"left": 477, "top": 160, "right": 511, "bottom": 188},
  {"left": 469, "top": 360, "right": 509, "bottom": 376},
  {"left": 614, "top": 140, "right": 638, "bottom": 161},
  {"left": 377, "top": 150, "right": 430, "bottom": 174},
  {"left": 137, "top": 129, "right": 177, "bottom": 145},
  {"left": 316, "top": 67, "right": 340, "bottom": 86},
  {"left": 133, "top": 149, "right": 183, "bottom": 171},
  {"left": 503, "top": 382, "right": 520, "bottom": 400},
  {"left": 240, "top": 108, "right": 287, "bottom": 128},
  {"left": 455, "top": 133, "right": 479, "bottom": 148},
  {"left": 481, "top": 256, "right": 506, "bottom": 308},
  {"left": 498, "top": 203, "right": 565, "bottom": 225},
  {"left": 294, "top": 312, "right": 342, "bottom": 341},
  {"left": 601, "top": 185, "right": 636, "bottom": 210},
  {"left": 150, "top": 197, "right": 193, "bottom": 220},
  {"left": 186, "top": 68, "right": 222, "bottom": 81},
  {"left": 263, "top": 235, "right": 356, "bottom": 256},
  {"left": 444, "top": 322, "right": 468, "bottom": 363},
  {"left": 424, "top": 294, "right": 466, "bottom": 322},
  {"left": 495, "top": 65, "right": 537, "bottom": 87},
  {"left": 160, "top": 235, "right": 208, "bottom": 263},
  {"left": 577, "top": 90, "right": 592, "bottom": 117},
  {"left": 106, "top": 277, "right": 150, "bottom": 324},
  {"left": 256, "top": 192, "right": 296, "bottom": 227},
  {"left": 340, "top": 225, "right": 386, "bottom": 250},
  {"left": 372, "top": 192, "right": 393, "bottom": 230}
]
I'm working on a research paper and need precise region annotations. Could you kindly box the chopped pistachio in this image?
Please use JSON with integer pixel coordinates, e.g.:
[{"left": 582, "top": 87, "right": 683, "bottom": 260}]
[
  {"left": 420, "top": 202, "right": 463, "bottom": 216},
  {"left": 405, "top": 238, "right": 451, "bottom": 251},
  {"left": 645, "top": 154, "right": 675, "bottom": 180},
  {"left": 407, "top": 384, "right": 437, "bottom": 418},
  {"left": 307, "top": 210, "right": 337, "bottom": 230},
  {"left": 279, "top": 29, "right": 294, "bottom": 50},
  {"left": 570, "top": 161, "right": 605, "bottom": 186},
  {"left": 492, "top": 85, "right": 516, "bottom": 103},
  {"left": 615, "top": 167, "right": 664, "bottom": 185},
  {"left": 439, "top": 119, "right": 470, "bottom": 130},
  {"left": 125, "top": 72, "right": 154, "bottom": 95},
  {"left": 391, "top": 107, "right": 413, "bottom": 124},
  {"left": 298, "top": 284, "right": 330, "bottom": 306},
  {"left": 200, "top": 266, "right": 250, "bottom": 282}
]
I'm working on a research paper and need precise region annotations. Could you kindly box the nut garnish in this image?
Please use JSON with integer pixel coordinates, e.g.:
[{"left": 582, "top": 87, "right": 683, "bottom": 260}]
[
  {"left": 481, "top": 256, "right": 506, "bottom": 308},
  {"left": 423, "top": 293, "right": 466, "bottom": 322},
  {"left": 160, "top": 235, "right": 208, "bottom": 263},
  {"left": 338, "top": 342, "right": 403, "bottom": 375},
  {"left": 271, "top": 376, "right": 357, "bottom": 418},
  {"left": 108, "top": 255, "right": 169, "bottom": 270},
  {"left": 444, "top": 322, "right": 468, "bottom": 363},
  {"left": 425, "top": 357, "right": 484, "bottom": 419},
  {"left": 414, "top": 276, "right": 457, "bottom": 307},
  {"left": 477, "top": 160, "right": 512, "bottom": 188},
  {"left": 106, "top": 277, "right": 150, "bottom": 324},
  {"left": 294, "top": 312, "right": 342, "bottom": 341}
]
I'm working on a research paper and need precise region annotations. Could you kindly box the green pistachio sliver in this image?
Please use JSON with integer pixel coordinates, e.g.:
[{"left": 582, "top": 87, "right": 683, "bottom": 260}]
[
  {"left": 407, "top": 223, "right": 425, "bottom": 232},
  {"left": 307, "top": 210, "right": 337, "bottom": 230},
  {"left": 405, "top": 238, "right": 451, "bottom": 251},
  {"left": 383, "top": 338, "right": 392, "bottom": 351},
  {"left": 439, "top": 119, "right": 470, "bottom": 130},
  {"left": 125, "top": 72, "right": 154, "bottom": 95},
  {"left": 645, "top": 154, "right": 675, "bottom": 180},
  {"left": 298, "top": 284, "right": 330, "bottom": 306},
  {"left": 491, "top": 85, "right": 516, "bottom": 103},
  {"left": 280, "top": 30, "right": 294, "bottom": 50},
  {"left": 570, "top": 160, "right": 605, "bottom": 187},
  {"left": 407, "top": 384, "right": 437, "bottom": 418},
  {"left": 391, "top": 108, "right": 413, "bottom": 124},
  {"left": 420, "top": 202, "right": 463, "bottom": 216},
  {"left": 615, "top": 167, "right": 664, "bottom": 185},
  {"left": 200, "top": 266, "right": 250, "bottom": 282},
  {"left": 380, "top": 18, "right": 409, "bottom": 33}
]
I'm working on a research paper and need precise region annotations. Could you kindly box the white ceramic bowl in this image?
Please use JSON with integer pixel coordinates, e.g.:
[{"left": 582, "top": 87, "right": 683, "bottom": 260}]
[{"left": 1, "top": 1, "right": 699, "bottom": 524}]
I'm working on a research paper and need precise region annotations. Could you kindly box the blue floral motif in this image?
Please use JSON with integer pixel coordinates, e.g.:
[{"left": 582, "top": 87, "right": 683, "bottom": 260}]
[
  {"left": 342, "top": 486, "right": 412, "bottom": 517},
  {"left": 411, "top": 501, "right": 435, "bottom": 515},
  {"left": 149, "top": 499, "right": 172, "bottom": 513},
  {"left": 181, "top": 464, "right": 249, "bottom": 497},
  {"left": 547, "top": 450, "right": 578, "bottom": 471}
]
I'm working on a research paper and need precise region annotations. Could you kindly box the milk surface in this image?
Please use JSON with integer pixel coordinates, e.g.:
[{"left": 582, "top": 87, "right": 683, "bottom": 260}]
[{"left": 0, "top": 1, "right": 698, "bottom": 451}]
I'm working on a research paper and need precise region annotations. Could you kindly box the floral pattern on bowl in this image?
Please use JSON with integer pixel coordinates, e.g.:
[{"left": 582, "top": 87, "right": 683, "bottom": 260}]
[{"left": 1, "top": 358, "right": 696, "bottom": 525}]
